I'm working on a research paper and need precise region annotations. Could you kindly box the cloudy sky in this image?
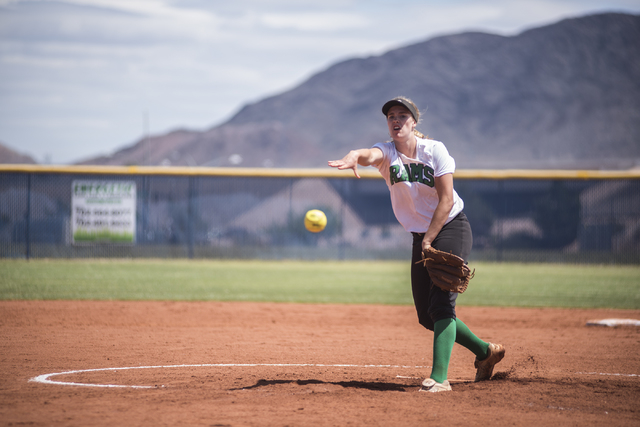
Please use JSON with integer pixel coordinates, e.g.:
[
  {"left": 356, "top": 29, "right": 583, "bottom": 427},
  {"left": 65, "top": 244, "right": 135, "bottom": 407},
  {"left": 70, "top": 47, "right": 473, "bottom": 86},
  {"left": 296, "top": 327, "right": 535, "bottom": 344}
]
[{"left": 1, "top": 0, "right": 639, "bottom": 164}]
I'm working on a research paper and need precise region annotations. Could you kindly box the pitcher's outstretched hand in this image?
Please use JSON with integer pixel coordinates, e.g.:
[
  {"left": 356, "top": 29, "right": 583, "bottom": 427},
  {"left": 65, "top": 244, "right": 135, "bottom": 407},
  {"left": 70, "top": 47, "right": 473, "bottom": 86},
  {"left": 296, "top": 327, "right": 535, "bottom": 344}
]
[{"left": 328, "top": 151, "right": 361, "bottom": 178}]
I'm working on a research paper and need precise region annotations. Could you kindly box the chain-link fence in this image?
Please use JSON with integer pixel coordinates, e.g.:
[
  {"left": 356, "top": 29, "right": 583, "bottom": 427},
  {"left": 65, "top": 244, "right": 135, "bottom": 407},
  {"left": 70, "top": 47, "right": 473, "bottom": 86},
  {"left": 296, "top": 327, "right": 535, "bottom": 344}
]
[{"left": 1, "top": 166, "right": 639, "bottom": 263}]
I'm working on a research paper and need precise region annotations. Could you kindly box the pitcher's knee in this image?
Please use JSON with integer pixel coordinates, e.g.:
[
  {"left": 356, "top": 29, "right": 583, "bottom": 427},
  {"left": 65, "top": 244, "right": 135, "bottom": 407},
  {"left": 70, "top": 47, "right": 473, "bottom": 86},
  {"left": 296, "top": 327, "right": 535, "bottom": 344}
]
[{"left": 428, "top": 307, "right": 456, "bottom": 325}]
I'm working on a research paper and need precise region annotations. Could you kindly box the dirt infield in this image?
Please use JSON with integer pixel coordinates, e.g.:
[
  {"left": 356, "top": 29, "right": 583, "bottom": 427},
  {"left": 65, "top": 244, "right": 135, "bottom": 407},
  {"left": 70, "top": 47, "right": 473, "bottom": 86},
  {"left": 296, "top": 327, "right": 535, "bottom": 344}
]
[{"left": 1, "top": 301, "right": 639, "bottom": 426}]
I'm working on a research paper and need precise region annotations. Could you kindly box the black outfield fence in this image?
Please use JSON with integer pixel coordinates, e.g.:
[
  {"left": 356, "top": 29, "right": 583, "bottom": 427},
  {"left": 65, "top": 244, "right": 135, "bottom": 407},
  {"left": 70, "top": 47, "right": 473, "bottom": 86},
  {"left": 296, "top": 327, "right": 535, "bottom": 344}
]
[{"left": 1, "top": 165, "right": 639, "bottom": 263}]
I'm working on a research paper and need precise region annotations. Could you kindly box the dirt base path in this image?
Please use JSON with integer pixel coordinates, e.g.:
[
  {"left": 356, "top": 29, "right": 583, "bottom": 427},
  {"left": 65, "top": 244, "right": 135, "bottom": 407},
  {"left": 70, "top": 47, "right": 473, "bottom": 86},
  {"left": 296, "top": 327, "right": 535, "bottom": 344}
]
[{"left": 1, "top": 301, "right": 639, "bottom": 426}]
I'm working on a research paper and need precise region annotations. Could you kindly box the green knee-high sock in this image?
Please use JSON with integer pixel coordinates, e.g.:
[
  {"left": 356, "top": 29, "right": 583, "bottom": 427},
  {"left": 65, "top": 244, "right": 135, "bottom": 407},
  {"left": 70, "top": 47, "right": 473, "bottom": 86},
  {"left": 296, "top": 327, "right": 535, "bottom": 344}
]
[
  {"left": 455, "top": 318, "right": 490, "bottom": 359},
  {"left": 430, "top": 318, "right": 456, "bottom": 384}
]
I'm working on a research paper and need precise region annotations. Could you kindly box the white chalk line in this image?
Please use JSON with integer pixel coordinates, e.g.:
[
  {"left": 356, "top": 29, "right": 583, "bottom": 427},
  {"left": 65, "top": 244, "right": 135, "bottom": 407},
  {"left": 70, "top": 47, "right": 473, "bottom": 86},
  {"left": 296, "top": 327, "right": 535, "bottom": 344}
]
[
  {"left": 30, "top": 364, "right": 639, "bottom": 390},
  {"left": 576, "top": 372, "right": 639, "bottom": 378},
  {"left": 29, "top": 363, "right": 430, "bottom": 389}
]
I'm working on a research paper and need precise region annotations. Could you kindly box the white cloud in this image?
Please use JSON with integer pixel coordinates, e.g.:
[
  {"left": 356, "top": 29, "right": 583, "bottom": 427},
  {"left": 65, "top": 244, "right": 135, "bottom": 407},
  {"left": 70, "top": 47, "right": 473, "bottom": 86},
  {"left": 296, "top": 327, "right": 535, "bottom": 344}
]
[{"left": 260, "top": 12, "right": 369, "bottom": 31}]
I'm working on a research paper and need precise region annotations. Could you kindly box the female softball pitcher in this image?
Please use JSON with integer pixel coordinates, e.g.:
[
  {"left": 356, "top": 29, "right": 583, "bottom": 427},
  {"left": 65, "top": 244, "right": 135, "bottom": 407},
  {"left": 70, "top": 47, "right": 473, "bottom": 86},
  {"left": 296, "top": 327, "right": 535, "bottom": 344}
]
[{"left": 328, "top": 96, "right": 505, "bottom": 392}]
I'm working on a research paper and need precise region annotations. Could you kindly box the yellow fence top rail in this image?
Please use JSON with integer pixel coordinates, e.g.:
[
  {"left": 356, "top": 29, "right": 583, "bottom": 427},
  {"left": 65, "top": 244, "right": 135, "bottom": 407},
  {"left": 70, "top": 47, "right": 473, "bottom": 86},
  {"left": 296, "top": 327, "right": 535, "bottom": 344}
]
[{"left": 1, "top": 164, "right": 639, "bottom": 180}]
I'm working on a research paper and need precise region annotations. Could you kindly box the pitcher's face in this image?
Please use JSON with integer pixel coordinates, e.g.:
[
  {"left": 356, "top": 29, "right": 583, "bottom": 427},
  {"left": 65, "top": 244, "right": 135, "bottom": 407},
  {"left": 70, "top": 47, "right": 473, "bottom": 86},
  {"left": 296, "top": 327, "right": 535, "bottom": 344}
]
[{"left": 386, "top": 105, "right": 416, "bottom": 141}]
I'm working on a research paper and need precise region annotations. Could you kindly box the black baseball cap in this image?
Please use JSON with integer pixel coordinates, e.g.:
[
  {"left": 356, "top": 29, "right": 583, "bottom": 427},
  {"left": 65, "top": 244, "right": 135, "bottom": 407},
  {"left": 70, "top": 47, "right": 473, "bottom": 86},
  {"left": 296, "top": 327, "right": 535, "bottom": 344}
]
[{"left": 382, "top": 97, "right": 418, "bottom": 121}]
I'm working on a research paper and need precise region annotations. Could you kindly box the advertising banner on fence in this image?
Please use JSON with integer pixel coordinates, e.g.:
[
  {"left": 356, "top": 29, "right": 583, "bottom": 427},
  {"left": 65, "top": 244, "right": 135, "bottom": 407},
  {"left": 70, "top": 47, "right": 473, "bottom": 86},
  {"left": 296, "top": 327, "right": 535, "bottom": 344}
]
[{"left": 71, "top": 180, "right": 136, "bottom": 244}]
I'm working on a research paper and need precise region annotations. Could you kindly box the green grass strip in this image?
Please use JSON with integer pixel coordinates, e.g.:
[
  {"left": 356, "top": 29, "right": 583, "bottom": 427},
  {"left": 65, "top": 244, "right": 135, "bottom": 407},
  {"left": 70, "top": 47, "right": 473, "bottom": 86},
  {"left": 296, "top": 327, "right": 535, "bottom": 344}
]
[
  {"left": 0, "top": 259, "right": 638, "bottom": 309},
  {"left": 464, "top": 262, "right": 640, "bottom": 309}
]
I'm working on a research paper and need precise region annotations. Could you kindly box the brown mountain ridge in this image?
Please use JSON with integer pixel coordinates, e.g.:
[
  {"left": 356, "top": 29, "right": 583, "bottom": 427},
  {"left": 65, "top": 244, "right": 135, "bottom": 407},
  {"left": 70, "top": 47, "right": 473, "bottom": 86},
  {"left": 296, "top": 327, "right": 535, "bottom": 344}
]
[{"left": 77, "top": 12, "right": 640, "bottom": 170}]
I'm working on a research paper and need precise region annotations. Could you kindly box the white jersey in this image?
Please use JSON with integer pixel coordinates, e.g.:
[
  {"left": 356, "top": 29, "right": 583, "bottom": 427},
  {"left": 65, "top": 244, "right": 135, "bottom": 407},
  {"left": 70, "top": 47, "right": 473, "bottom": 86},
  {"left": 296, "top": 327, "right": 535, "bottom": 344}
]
[{"left": 373, "top": 137, "right": 464, "bottom": 233}]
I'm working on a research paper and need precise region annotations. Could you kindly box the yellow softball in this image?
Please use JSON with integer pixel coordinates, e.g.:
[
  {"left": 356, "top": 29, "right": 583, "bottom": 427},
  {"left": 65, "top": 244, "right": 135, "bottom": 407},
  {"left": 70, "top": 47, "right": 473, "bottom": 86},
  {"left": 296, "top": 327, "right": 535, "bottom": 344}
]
[{"left": 304, "top": 209, "right": 327, "bottom": 233}]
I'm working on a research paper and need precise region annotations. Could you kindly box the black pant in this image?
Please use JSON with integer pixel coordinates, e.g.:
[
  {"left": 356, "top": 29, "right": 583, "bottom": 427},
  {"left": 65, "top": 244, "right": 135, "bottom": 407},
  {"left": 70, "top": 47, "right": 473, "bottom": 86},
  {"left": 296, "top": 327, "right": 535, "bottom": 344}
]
[{"left": 410, "top": 212, "right": 473, "bottom": 331}]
